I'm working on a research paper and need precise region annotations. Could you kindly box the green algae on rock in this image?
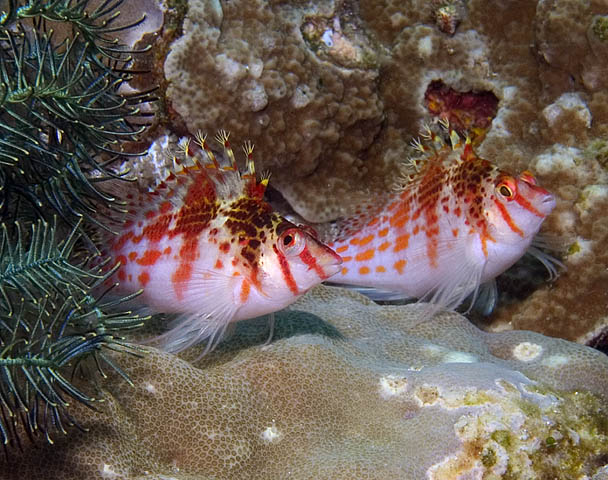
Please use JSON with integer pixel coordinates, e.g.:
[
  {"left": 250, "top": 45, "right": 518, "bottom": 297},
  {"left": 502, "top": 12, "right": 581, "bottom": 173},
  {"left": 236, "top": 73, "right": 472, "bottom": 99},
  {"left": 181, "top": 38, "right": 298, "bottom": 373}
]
[{"left": 4, "top": 286, "right": 607, "bottom": 479}]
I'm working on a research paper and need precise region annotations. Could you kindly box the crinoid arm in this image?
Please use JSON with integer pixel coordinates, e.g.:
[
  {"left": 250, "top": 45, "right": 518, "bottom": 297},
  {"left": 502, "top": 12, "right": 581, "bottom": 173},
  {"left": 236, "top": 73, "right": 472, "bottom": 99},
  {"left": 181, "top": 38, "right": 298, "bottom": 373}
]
[
  {"left": 0, "top": 5, "right": 155, "bottom": 235},
  {"left": 0, "top": 219, "right": 147, "bottom": 450}
]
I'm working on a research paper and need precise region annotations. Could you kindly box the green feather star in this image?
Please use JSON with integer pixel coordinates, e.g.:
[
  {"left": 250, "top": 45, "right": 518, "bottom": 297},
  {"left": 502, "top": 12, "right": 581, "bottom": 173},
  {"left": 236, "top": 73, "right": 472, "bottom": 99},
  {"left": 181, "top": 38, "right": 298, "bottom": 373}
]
[{"left": 0, "top": 0, "right": 156, "bottom": 452}]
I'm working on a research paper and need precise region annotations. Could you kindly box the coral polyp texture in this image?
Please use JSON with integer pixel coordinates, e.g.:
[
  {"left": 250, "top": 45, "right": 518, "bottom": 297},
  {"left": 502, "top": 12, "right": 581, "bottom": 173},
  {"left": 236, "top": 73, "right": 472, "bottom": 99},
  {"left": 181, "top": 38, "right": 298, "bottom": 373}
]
[
  {"left": 163, "top": 0, "right": 384, "bottom": 222},
  {"left": 159, "top": 0, "right": 608, "bottom": 346},
  {"left": 4, "top": 287, "right": 608, "bottom": 479}
]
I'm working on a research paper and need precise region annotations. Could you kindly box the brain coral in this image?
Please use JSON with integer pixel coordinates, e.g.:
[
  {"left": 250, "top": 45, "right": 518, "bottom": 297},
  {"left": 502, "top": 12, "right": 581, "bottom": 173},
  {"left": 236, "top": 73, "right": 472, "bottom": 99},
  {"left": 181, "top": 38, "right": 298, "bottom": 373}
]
[{"left": 5, "top": 287, "right": 607, "bottom": 479}]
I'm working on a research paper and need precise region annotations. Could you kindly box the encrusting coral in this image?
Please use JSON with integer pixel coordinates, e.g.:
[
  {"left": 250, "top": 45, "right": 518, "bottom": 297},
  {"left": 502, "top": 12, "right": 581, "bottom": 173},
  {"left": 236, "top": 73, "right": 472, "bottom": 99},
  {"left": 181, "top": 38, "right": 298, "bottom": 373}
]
[
  {"left": 158, "top": 0, "right": 608, "bottom": 346},
  {"left": 3, "top": 286, "right": 607, "bottom": 479},
  {"left": 163, "top": 0, "right": 385, "bottom": 222}
]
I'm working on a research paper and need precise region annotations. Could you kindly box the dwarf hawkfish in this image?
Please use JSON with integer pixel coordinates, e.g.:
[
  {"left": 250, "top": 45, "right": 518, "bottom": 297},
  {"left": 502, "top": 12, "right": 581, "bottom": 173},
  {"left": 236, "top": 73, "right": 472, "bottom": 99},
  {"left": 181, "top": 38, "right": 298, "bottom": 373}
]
[
  {"left": 105, "top": 131, "right": 342, "bottom": 353},
  {"left": 326, "top": 124, "right": 557, "bottom": 312}
]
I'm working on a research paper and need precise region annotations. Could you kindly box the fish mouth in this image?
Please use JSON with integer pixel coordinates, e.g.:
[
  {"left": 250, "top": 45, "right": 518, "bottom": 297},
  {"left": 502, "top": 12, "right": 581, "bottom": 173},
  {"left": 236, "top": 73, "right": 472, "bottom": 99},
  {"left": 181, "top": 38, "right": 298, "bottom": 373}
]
[
  {"left": 523, "top": 182, "right": 556, "bottom": 217},
  {"left": 538, "top": 192, "right": 556, "bottom": 216},
  {"left": 317, "top": 245, "right": 343, "bottom": 278}
]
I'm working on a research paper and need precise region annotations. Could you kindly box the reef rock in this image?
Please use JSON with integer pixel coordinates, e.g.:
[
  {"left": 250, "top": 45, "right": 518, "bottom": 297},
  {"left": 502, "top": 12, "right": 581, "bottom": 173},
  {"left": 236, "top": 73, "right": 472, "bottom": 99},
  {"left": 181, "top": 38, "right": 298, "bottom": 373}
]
[
  {"left": 163, "top": 0, "right": 384, "bottom": 223},
  {"left": 4, "top": 287, "right": 607, "bottom": 479}
]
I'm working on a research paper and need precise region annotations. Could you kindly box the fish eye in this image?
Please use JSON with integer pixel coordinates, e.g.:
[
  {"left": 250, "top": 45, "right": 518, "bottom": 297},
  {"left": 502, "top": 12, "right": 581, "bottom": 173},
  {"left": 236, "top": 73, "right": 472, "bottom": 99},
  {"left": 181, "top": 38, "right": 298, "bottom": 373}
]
[
  {"left": 499, "top": 184, "right": 512, "bottom": 197},
  {"left": 278, "top": 229, "right": 305, "bottom": 256},
  {"left": 283, "top": 233, "right": 294, "bottom": 246},
  {"left": 496, "top": 177, "right": 516, "bottom": 200}
]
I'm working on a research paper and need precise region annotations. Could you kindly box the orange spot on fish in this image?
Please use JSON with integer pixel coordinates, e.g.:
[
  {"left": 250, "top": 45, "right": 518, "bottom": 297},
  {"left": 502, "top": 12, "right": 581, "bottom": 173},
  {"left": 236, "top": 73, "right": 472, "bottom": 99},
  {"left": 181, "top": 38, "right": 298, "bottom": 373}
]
[
  {"left": 378, "top": 228, "right": 389, "bottom": 237},
  {"left": 375, "top": 265, "right": 386, "bottom": 273},
  {"left": 358, "top": 235, "right": 374, "bottom": 247},
  {"left": 427, "top": 236, "right": 439, "bottom": 268},
  {"left": 164, "top": 246, "right": 172, "bottom": 255},
  {"left": 128, "top": 251, "right": 137, "bottom": 261},
  {"left": 426, "top": 225, "right": 439, "bottom": 238},
  {"left": 215, "top": 259, "right": 223, "bottom": 269},
  {"left": 359, "top": 266, "right": 370, "bottom": 275},
  {"left": 393, "top": 259, "right": 406, "bottom": 274},
  {"left": 171, "top": 263, "right": 193, "bottom": 300},
  {"left": 220, "top": 242, "right": 230, "bottom": 253},
  {"left": 142, "top": 215, "right": 171, "bottom": 243},
  {"left": 393, "top": 234, "right": 410, "bottom": 252},
  {"left": 390, "top": 216, "right": 408, "bottom": 229},
  {"left": 355, "top": 249, "right": 375, "bottom": 261},
  {"left": 342, "top": 256, "right": 352, "bottom": 262},
  {"left": 349, "top": 237, "right": 360, "bottom": 246},
  {"left": 138, "top": 271, "right": 150, "bottom": 287},
  {"left": 341, "top": 267, "right": 348, "bottom": 275},
  {"left": 452, "top": 228, "right": 459, "bottom": 237},
  {"left": 413, "top": 225, "right": 420, "bottom": 235},
  {"left": 390, "top": 203, "right": 410, "bottom": 229},
  {"left": 116, "top": 254, "right": 127, "bottom": 266},
  {"left": 299, "top": 246, "right": 327, "bottom": 279},
  {"left": 378, "top": 241, "right": 391, "bottom": 252},
  {"left": 336, "top": 245, "right": 349, "bottom": 253},
  {"left": 136, "top": 250, "right": 162, "bottom": 266},
  {"left": 145, "top": 210, "right": 156, "bottom": 219},
  {"left": 240, "top": 279, "right": 251, "bottom": 303},
  {"left": 273, "top": 244, "right": 298, "bottom": 295}
]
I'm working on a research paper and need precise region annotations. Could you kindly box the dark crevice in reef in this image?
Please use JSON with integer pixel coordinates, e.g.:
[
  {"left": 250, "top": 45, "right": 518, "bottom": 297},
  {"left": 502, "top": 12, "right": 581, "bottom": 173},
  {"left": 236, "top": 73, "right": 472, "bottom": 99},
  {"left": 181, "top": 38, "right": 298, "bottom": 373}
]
[{"left": 424, "top": 80, "right": 499, "bottom": 138}]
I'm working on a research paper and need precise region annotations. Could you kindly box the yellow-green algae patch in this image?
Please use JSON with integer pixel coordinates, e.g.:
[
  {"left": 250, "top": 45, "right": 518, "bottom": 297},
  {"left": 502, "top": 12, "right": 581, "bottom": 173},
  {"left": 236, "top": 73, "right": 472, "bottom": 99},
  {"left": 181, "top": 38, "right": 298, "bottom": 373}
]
[{"left": 429, "top": 382, "right": 608, "bottom": 479}]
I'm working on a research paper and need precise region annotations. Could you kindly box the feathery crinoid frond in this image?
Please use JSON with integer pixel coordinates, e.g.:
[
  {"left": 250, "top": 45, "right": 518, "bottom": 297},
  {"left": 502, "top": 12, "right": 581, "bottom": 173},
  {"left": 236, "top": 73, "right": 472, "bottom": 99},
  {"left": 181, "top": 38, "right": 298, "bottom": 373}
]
[
  {"left": 0, "top": 219, "right": 146, "bottom": 450},
  {"left": 0, "top": 0, "right": 155, "bottom": 230},
  {"left": 0, "top": 0, "right": 155, "bottom": 454},
  {"left": 3, "top": 0, "right": 149, "bottom": 62}
]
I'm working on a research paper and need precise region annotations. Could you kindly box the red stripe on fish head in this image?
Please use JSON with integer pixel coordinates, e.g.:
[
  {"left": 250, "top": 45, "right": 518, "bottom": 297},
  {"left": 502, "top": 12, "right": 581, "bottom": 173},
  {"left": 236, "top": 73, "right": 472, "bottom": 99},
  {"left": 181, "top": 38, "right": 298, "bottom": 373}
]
[
  {"left": 493, "top": 198, "right": 524, "bottom": 237},
  {"left": 273, "top": 244, "right": 299, "bottom": 295}
]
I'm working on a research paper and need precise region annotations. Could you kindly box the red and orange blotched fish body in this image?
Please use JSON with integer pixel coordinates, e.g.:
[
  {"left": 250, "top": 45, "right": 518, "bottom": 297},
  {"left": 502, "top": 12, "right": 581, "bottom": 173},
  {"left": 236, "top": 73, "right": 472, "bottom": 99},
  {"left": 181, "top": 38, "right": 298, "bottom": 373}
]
[
  {"left": 107, "top": 131, "right": 341, "bottom": 353},
  {"left": 328, "top": 126, "right": 556, "bottom": 311}
]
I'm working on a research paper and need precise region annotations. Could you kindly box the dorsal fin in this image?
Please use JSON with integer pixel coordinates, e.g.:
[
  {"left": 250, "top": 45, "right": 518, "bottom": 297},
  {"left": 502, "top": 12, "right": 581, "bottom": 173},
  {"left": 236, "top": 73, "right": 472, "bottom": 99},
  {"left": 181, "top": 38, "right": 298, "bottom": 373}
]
[
  {"left": 101, "top": 131, "right": 268, "bottom": 232},
  {"left": 395, "top": 120, "right": 474, "bottom": 190}
]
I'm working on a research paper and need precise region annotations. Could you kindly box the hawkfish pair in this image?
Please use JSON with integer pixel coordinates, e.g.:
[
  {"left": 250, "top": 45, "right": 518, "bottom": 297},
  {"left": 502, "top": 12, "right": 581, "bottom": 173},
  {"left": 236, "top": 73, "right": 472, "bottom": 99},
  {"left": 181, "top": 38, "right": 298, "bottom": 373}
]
[{"left": 105, "top": 127, "right": 555, "bottom": 353}]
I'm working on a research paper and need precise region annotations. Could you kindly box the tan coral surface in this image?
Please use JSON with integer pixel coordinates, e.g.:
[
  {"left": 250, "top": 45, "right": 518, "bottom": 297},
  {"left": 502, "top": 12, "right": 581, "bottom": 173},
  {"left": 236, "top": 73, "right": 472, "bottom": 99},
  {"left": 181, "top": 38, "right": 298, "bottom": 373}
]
[{"left": 4, "top": 287, "right": 607, "bottom": 479}]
